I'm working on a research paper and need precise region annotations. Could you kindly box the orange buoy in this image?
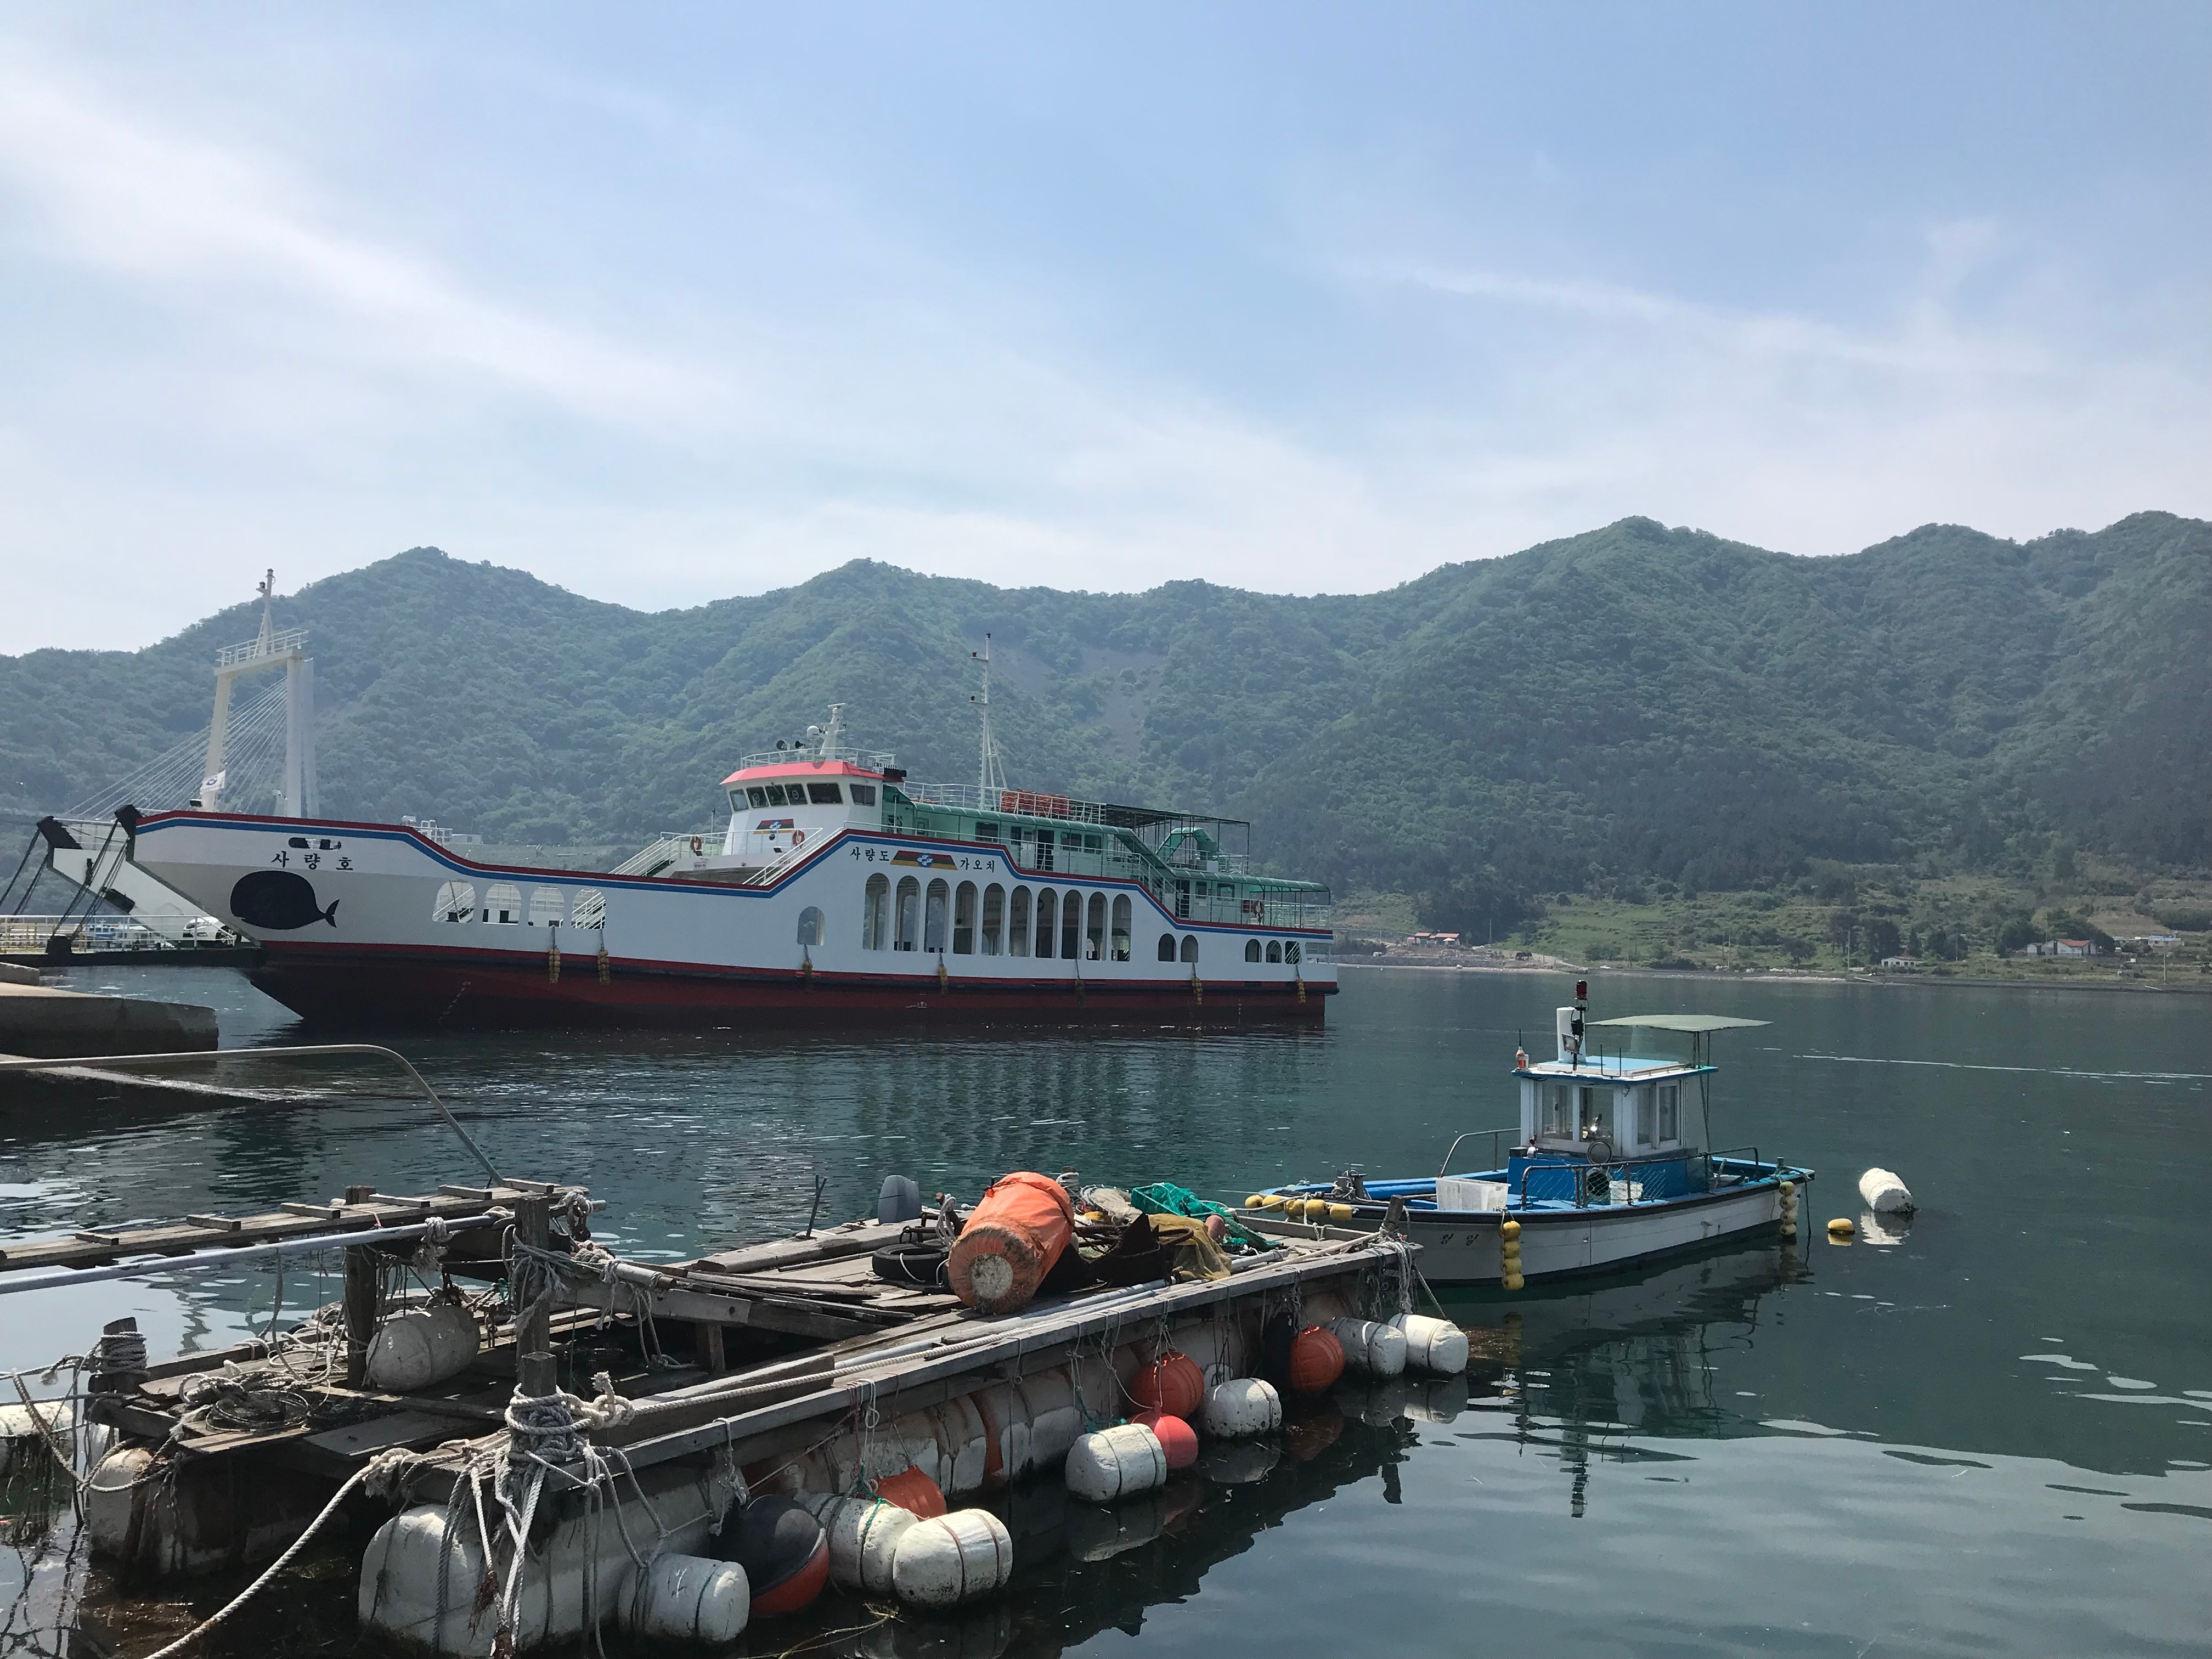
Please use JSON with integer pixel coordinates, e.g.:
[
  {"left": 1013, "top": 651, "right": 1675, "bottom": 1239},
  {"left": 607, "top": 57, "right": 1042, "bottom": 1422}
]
[
  {"left": 1127, "top": 1351, "right": 1205, "bottom": 1420},
  {"left": 1288, "top": 1325, "right": 1346, "bottom": 1394},
  {"left": 946, "top": 1172, "right": 1076, "bottom": 1314},
  {"left": 1132, "top": 1408, "right": 1199, "bottom": 1470},
  {"left": 871, "top": 1466, "right": 947, "bottom": 1519}
]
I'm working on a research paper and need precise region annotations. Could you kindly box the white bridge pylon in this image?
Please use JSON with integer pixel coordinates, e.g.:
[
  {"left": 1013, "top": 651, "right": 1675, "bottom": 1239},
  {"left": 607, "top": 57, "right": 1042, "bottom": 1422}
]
[{"left": 201, "top": 569, "right": 317, "bottom": 819}]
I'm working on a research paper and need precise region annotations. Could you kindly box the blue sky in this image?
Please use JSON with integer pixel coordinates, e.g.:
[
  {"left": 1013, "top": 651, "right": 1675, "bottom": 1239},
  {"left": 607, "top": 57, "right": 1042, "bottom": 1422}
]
[{"left": 3, "top": 3, "right": 2208, "bottom": 648}]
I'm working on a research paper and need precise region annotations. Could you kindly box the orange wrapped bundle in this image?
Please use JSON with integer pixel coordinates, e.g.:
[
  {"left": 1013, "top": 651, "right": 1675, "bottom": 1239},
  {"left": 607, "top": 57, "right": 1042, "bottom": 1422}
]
[{"left": 948, "top": 1172, "right": 1075, "bottom": 1314}]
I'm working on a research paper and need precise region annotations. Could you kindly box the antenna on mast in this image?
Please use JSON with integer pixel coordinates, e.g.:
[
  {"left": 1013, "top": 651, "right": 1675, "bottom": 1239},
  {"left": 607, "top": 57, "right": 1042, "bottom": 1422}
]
[{"left": 972, "top": 635, "right": 1006, "bottom": 798}]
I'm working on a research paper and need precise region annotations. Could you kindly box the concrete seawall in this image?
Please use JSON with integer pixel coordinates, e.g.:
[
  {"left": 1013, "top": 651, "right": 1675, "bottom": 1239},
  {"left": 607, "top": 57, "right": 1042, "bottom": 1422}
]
[{"left": 0, "top": 976, "right": 218, "bottom": 1058}]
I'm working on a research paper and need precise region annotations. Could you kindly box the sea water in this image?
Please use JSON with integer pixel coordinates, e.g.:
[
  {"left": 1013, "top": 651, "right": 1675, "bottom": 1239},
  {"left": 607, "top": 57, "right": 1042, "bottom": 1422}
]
[{"left": 2, "top": 964, "right": 2206, "bottom": 1655}]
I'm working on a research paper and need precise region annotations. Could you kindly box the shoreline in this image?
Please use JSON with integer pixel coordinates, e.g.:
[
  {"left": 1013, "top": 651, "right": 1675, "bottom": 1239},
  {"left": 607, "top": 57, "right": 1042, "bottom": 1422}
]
[{"left": 1335, "top": 959, "right": 2212, "bottom": 996}]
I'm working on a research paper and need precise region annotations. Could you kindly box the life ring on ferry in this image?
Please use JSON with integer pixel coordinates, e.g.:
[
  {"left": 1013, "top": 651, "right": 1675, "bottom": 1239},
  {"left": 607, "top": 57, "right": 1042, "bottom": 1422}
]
[
  {"left": 690, "top": 836, "right": 703, "bottom": 855},
  {"left": 791, "top": 829, "right": 806, "bottom": 848}
]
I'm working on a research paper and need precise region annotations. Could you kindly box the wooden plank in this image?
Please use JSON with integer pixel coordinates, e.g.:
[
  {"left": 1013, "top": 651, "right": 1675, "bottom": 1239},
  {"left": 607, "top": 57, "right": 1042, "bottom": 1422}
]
[{"left": 0, "top": 1190, "right": 518, "bottom": 1274}]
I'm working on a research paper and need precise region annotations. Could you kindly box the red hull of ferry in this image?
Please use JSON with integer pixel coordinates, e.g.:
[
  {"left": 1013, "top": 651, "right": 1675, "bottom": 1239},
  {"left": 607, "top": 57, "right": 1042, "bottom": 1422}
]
[{"left": 249, "top": 944, "right": 1333, "bottom": 1029}]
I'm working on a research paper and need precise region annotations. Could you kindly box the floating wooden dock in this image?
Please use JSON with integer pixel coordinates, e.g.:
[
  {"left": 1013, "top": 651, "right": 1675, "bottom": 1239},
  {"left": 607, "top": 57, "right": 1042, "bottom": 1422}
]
[{"left": 0, "top": 1105, "right": 1441, "bottom": 1656}]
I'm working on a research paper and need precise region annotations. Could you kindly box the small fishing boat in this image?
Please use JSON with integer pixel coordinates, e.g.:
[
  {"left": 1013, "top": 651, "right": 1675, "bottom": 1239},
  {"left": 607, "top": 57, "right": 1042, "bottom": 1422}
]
[{"left": 1235, "top": 984, "right": 1812, "bottom": 1285}]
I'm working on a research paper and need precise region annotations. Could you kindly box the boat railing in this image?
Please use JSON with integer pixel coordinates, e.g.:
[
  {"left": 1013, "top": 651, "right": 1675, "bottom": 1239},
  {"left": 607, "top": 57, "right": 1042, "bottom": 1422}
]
[
  {"left": 1697, "top": 1146, "right": 1764, "bottom": 1190},
  {"left": 1437, "top": 1126, "right": 1520, "bottom": 1177},
  {"left": 611, "top": 831, "right": 724, "bottom": 879},
  {"left": 1513, "top": 1157, "right": 1662, "bottom": 1210}
]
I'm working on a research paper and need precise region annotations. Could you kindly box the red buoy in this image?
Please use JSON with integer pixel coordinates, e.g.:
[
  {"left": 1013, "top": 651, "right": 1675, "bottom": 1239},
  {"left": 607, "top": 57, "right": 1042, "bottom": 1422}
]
[
  {"left": 870, "top": 1465, "right": 947, "bottom": 1519},
  {"left": 717, "top": 1496, "right": 829, "bottom": 1616},
  {"left": 1127, "top": 1351, "right": 1205, "bottom": 1420},
  {"left": 1133, "top": 1409, "right": 1199, "bottom": 1470},
  {"left": 1288, "top": 1325, "right": 1345, "bottom": 1393}
]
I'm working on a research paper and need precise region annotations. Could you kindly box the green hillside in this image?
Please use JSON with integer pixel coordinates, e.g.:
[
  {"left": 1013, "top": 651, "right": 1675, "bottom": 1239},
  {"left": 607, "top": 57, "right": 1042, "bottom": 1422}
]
[{"left": 3, "top": 513, "right": 2205, "bottom": 940}]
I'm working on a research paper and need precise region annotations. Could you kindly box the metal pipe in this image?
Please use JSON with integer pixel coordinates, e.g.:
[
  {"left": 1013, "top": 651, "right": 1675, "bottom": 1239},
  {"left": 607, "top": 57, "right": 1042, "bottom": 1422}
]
[
  {"left": 0, "top": 1214, "right": 503, "bottom": 1297},
  {"left": 0, "top": 1043, "right": 503, "bottom": 1184}
]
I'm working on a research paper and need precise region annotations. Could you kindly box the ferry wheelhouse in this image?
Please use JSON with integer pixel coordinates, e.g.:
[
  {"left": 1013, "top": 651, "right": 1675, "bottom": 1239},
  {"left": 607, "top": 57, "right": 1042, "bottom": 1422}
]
[
  {"left": 1237, "top": 989, "right": 1808, "bottom": 1284},
  {"left": 121, "top": 705, "right": 1335, "bottom": 1029}
]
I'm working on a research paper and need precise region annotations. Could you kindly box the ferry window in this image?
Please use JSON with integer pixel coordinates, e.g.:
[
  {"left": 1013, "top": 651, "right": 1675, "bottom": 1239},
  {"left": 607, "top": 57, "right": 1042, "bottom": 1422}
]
[
  {"left": 1543, "top": 1084, "right": 1570, "bottom": 1136},
  {"left": 1085, "top": 893, "right": 1105, "bottom": 960},
  {"left": 1180, "top": 934, "right": 1200, "bottom": 965},
  {"left": 763, "top": 784, "right": 787, "bottom": 806},
  {"left": 746, "top": 787, "right": 769, "bottom": 808},
  {"left": 976, "top": 822, "right": 1001, "bottom": 841},
  {"left": 797, "top": 906, "right": 825, "bottom": 947},
  {"left": 1060, "top": 891, "right": 1082, "bottom": 961},
  {"left": 850, "top": 784, "right": 877, "bottom": 806},
  {"left": 484, "top": 883, "right": 522, "bottom": 925},
  {"left": 1111, "top": 895, "right": 1131, "bottom": 961},
  {"left": 1285, "top": 941, "right": 1301, "bottom": 964},
  {"left": 1035, "top": 833, "right": 1056, "bottom": 872},
  {"left": 1158, "top": 932, "right": 1177, "bottom": 962},
  {"left": 953, "top": 882, "right": 978, "bottom": 955},
  {"left": 1009, "top": 887, "right": 1031, "bottom": 956},
  {"left": 894, "top": 877, "right": 921, "bottom": 951},
  {"left": 727, "top": 791, "right": 744, "bottom": 815},
  {"left": 1266, "top": 940, "right": 1283, "bottom": 963},
  {"left": 529, "top": 887, "right": 565, "bottom": 928},
  {"left": 571, "top": 889, "right": 606, "bottom": 928},
  {"left": 924, "top": 880, "right": 950, "bottom": 952},
  {"left": 981, "top": 884, "right": 1005, "bottom": 955},
  {"left": 863, "top": 874, "right": 890, "bottom": 949},
  {"left": 1034, "top": 888, "right": 1057, "bottom": 958},
  {"left": 808, "top": 782, "right": 843, "bottom": 805},
  {"left": 1659, "top": 1084, "right": 1679, "bottom": 1141},
  {"left": 432, "top": 881, "right": 476, "bottom": 923},
  {"left": 1244, "top": 939, "right": 1261, "bottom": 962}
]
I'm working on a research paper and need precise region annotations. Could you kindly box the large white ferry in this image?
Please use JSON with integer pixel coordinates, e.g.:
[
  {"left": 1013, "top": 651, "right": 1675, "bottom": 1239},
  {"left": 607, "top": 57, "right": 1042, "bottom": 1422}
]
[{"left": 120, "top": 704, "right": 1336, "bottom": 1029}]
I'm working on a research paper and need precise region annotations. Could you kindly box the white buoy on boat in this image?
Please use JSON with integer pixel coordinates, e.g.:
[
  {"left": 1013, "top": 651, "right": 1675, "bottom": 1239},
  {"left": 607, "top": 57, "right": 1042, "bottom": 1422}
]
[
  {"left": 1064, "top": 1424, "right": 1167, "bottom": 1502},
  {"left": 1387, "top": 1313, "right": 1469, "bottom": 1375},
  {"left": 890, "top": 1509, "right": 1014, "bottom": 1609},
  {"left": 1201, "top": 1378, "right": 1282, "bottom": 1439},
  {"left": 629, "top": 1554, "right": 750, "bottom": 1644},
  {"left": 1327, "top": 1317, "right": 1408, "bottom": 1378},
  {"left": 811, "top": 1494, "right": 917, "bottom": 1595},
  {"left": 1858, "top": 1168, "right": 1915, "bottom": 1214},
  {"left": 365, "top": 1301, "right": 480, "bottom": 1392}
]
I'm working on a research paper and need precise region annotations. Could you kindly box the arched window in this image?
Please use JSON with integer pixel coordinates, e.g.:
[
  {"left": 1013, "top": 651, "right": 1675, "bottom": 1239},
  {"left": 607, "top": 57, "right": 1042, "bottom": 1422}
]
[
  {"left": 952, "top": 882, "right": 978, "bottom": 955},
  {"left": 862, "top": 874, "right": 890, "bottom": 949},
  {"left": 797, "top": 906, "right": 825, "bottom": 946},
  {"left": 1158, "top": 932, "right": 1177, "bottom": 962},
  {"left": 570, "top": 889, "right": 606, "bottom": 929},
  {"left": 1180, "top": 934, "right": 1200, "bottom": 964},
  {"left": 1008, "top": 887, "right": 1031, "bottom": 957},
  {"left": 484, "top": 883, "right": 522, "bottom": 925},
  {"left": 1266, "top": 940, "right": 1283, "bottom": 963},
  {"left": 432, "top": 881, "right": 476, "bottom": 923},
  {"left": 1060, "top": 891, "right": 1082, "bottom": 961},
  {"left": 1034, "top": 889, "right": 1057, "bottom": 958},
  {"left": 1244, "top": 939, "right": 1262, "bottom": 962},
  {"left": 981, "top": 884, "right": 1005, "bottom": 955},
  {"left": 924, "top": 879, "right": 950, "bottom": 952},
  {"left": 1285, "top": 941, "right": 1301, "bottom": 964},
  {"left": 529, "top": 887, "right": 565, "bottom": 928},
  {"left": 1111, "top": 895, "right": 1131, "bottom": 961},
  {"left": 1085, "top": 893, "right": 1106, "bottom": 961},
  {"left": 894, "top": 877, "right": 921, "bottom": 951}
]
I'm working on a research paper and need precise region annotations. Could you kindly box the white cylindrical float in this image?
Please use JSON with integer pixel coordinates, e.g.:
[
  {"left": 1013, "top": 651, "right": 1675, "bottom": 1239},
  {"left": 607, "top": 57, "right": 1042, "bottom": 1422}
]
[
  {"left": 1201, "top": 1378, "right": 1282, "bottom": 1440},
  {"left": 816, "top": 1495, "right": 918, "bottom": 1595},
  {"left": 890, "top": 1509, "right": 1014, "bottom": 1609},
  {"left": 1387, "top": 1314, "right": 1469, "bottom": 1375},
  {"left": 629, "top": 1554, "right": 749, "bottom": 1644},
  {"left": 1858, "top": 1168, "right": 1915, "bottom": 1214},
  {"left": 365, "top": 1301, "right": 481, "bottom": 1392},
  {"left": 1064, "top": 1424, "right": 1167, "bottom": 1503},
  {"left": 1327, "top": 1317, "right": 1408, "bottom": 1378}
]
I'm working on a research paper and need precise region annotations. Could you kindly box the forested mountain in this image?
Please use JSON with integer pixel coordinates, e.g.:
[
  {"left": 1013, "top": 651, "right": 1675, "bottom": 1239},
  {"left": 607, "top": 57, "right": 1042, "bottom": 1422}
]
[{"left": 4, "top": 512, "right": 2205, "bottom": 934}]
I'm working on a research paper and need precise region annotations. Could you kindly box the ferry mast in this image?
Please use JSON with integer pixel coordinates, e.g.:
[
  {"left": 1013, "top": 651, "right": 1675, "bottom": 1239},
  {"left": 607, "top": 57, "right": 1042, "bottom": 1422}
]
[{"left": 972, "top": 634, "right": 1007, "bottom": 798}]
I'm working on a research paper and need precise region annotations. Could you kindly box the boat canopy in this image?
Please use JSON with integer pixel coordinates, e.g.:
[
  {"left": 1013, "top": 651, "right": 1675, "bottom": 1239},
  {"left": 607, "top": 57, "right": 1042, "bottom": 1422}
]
[{"left": 1585, "top": 1015, "right": 1769, "bottom": 1032}]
